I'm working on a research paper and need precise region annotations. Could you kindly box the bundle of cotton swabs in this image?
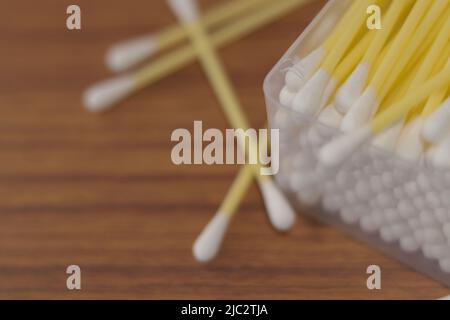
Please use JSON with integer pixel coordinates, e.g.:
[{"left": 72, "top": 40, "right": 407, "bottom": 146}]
[{"left": 275, "top": 0, "right": 450, "bottom": 274}]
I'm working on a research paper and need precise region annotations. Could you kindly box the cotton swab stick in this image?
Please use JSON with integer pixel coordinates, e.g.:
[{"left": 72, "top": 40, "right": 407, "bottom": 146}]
[
  {"left": 168, "top": 0, "right": 296, "bottom": 234},
  {"left": 340, "top": 0, "right": 433, "bottom": 132},
  {"left": 105, "top": 0, "right": 271, "bottom": 72},
  {"left": 193, "top": 165, "right": 253, "bottom": 262},
  {"left": 371, "top": 4, "right": 449, "bottom": 151},
  {"left": 291, "top": 0, "right": 377, "bottom": 117},
  {"left": 83, "top": 0, "right": 312, "bottom": 113},
  {"left": 335, "top": 0, "right": 415, "bottom": 114},
  {"left": 319, "top": 61, "right": 450, "bottom": 169},
  {"left": 372, "top": 60, "right": 421, "bottom": 151}
]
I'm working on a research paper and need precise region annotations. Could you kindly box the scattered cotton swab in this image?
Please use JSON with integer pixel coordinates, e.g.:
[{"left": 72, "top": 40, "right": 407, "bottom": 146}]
[
  {"left": 83, "top": 0, "right": 310, "bottom": 113},
  {"left": 168, "top": 0, "right": 297, "bottom": 264}
]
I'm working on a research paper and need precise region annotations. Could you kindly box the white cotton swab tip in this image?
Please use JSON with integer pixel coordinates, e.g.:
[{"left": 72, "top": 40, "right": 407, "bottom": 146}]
[
  {"left": 291, "top": 69, "right": 332, "bottom": 116},
  {"left": 335, "top": 63, "right": 369, "bottom": 114},
  {"left": 106, "top": 35, "right": 157, "bottom": 72},
  {"left": 285, "top": 48, "right": 325, "bottom": 92},
  {"left": 260, "top": 179, "right": 296, "bottom": 231},
  {"left": 372, "top": 121, "right": 403, "bottom": 151},
  {"left": 396, "top": 117, "right": 425, "bottom": 162},
  {"left": 167, "top": 0, "right": 199, "bottom": 23},
  {"left": 422, "top": 98, "right": 450, "bottom": 143},
  {"left": 279, "top": 86, "right": 296, "bottom": 107},
  {"left": 340, "top": 89, "right": 378, "bottom": 132},
  {"left": 319, "top": 125, "right": 371, "bottom": 168},
  {"left": 82, "top": 75, "right": 135, "bottom": 113},
  {"left": 317, "top": 104, "right": 343, "bottom": 129},
  {"left": 192, "top": 212, "right": 231, "bottom": 263},
  {"left": 430, "top": 136, "right": 450, "bottom": 169}
]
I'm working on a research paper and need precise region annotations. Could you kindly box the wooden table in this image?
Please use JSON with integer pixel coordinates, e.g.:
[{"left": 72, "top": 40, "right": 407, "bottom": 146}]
[{"left": 0, "top": 0, "right": 447, "bottom": 299}]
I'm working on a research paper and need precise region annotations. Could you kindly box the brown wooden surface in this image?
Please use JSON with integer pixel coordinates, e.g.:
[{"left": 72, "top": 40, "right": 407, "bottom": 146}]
[{"left": 0, "top": 0, "right": 447, "bottom": 299}]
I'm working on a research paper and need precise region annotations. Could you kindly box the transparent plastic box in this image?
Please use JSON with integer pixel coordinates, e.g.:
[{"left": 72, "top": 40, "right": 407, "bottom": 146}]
[{"left": 263, "top": 0, "right": 450, "bottom": 287}]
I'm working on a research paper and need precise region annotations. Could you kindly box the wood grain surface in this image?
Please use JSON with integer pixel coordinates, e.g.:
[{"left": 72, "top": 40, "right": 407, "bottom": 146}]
[{"left": 0, "top": 0, "right": 447, "bottom": 299}]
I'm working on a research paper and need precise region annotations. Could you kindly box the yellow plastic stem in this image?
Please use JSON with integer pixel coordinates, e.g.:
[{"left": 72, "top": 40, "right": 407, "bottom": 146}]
[
  {"left": 372, "top": 60, "right": 450, "bottom": 134},
  {"left": 134, "top": 0, "right": 311, "bottom": 89},
  {"left": 220, "top": 166, "right": 254, "bottom": 216},
  {"left": 322, "top": 0, "right": 365, "bottom": 52},
  {"left": 333, "top": 32, "right": 374, "bottom": 84},
  {"left": 322, "top": 0, "right": 383, "bottom": 74},
  {"left": 421, "top": 43, "right": 450, "bottom": 116},
  {"left": 371, "top": 0, "right": 428, "bottom": 98},
  {"left": 379, "top": 7, "right": 447, "bottom": 103},
  {"left": 362, "top": 0, "right": 414, "bottom": 66},
  {"left": 409, "top": 15, "right": 450, "bottom": 90},
  {"left": 182, "top": 18, "right": 273, "bottom": 187}
]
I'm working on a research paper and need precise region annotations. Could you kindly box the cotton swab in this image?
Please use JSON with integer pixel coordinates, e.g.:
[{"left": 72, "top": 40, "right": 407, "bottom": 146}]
[
  {"left": 193, "top": 165, "right": 253, "bottom": 262},
  {"left": 105, "top": 0, "right": 270, "bottom": 72},
  {"left": 291, "top": 0, "right": 377, "bottom": 117},
  {"left": 167, "top": 0, "right": 297, "bottom": 260},
  {"left": 284, "top": 0, "right": 364, "bottom": 93},
  {"left": 83, "top": 0, "right": 311, "bottom": 113},
  {"left": 334, "top": 0, "right": 415, "bottom": 114},
  {"left": 340, "top": 0, "right": 434, "bottom": 132},
  {"left": 319, "top": 61, "right": 450, "bottom": 169},
  {"left": 280, "top": 24, "right": 375, "bottom": 115},
  {"left": 372, "top": 3, "right": 449, "bottom": 151}
]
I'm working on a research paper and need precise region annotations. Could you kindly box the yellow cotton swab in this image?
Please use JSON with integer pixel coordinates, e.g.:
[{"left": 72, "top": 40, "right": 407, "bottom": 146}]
[
  {"left": 105, "top": 0, "right": 271, "bottom": 72},
  {"left": 335, "top": 0, "right": 415, "bottom": 114},
  {"left": 371, "top": 58, "right": 422, "bottom": 151},
  {"left": 83, "top": 0, "right": 313, "bottom": 113},
  {"left": 394, "top": 19, "right": 450, "bottom": 161},
  {"left": 285, "top": 0, "right": 371, "bottom": 92},
  {"left": 384, "top": 3, "right": 450, "bottom": 101},
  {"left": 167, "top": 0, "right": 297, "bottom": 262},
  {"left": 193, "top": 164, "right": 254, "bottom": 262},
  {"left": 319, "top": 60, "right": 450, "bottom": 169},
  {"left": 291, "top": 0, "right": 376, "bottom": 116},
  {"left": 340, "top": 0, "right": 434, "bottom": 132},
  {"left": 314, "top": 32, "right": 376, "bottom": 129}
]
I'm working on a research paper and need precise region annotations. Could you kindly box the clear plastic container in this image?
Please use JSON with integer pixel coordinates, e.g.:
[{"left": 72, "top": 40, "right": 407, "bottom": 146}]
[{"left": 263, "top": 0, "right": 450, "bottom": 287}]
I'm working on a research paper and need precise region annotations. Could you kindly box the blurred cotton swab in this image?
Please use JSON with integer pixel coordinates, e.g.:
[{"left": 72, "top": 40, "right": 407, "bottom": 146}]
[
  {"left": 193, "top": 166, "right": 253, "bottom": 262},
  {"left": 335, "top": 0, "right": 414, "bottom": 115},
  {"left": 291, "top": 0, "right": 376, "bottom": 117},
  {"left": 105, "top": 0, "right": 270, "bottom": 72},
  {"left": 83, "top": 0, "right": 311, "bottom": 113},
  {"left": 340, "top": 0, "right": 432, "bottom": 132},
  {"left": 319, "top": 62, "right": 450, "bottom": 169},
  {"left": 167, "top": 0, "right": 296, "bottom": 260}
]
